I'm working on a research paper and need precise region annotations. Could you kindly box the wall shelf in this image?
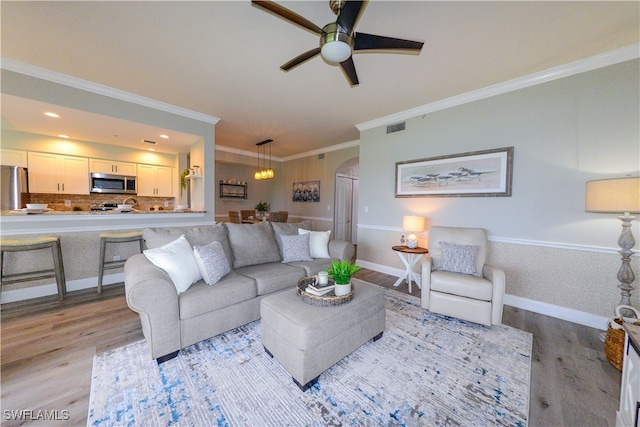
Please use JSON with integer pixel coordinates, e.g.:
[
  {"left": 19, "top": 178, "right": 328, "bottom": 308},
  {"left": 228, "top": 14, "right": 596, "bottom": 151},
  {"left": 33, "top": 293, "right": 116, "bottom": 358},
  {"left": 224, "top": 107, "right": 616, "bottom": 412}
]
[{"left": 219, "top": 181, "right": 247, "bottom": 199}]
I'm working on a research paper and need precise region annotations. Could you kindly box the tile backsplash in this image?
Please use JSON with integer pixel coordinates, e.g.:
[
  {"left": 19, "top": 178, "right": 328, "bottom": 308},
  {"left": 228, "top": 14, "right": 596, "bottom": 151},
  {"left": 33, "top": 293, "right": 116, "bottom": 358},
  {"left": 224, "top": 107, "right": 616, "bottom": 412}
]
[{"left": 29, "top": 194, "right": 175, "bottom": 212}]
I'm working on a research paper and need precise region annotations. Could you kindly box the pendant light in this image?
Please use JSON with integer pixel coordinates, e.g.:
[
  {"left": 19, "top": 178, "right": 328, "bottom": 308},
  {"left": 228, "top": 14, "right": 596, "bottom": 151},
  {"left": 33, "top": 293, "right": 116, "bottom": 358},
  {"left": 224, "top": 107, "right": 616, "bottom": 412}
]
[{"left": 254, "top": 139, "right": 274, "bottom": 180}]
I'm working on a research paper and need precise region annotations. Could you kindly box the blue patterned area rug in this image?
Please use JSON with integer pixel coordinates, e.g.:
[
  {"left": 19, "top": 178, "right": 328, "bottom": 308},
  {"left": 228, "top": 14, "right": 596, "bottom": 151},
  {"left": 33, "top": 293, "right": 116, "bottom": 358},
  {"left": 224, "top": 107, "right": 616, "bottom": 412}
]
[{"left": 88, "top": 287, "right": 532, "bottom": 426}]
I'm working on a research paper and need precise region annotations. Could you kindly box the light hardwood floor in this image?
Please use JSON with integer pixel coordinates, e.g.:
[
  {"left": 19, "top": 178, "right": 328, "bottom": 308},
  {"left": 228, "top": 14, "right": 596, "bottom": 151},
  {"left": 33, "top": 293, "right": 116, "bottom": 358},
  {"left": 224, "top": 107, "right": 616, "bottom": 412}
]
[{"left": 1, "top": 269, "right": 621, "bottom": 426}]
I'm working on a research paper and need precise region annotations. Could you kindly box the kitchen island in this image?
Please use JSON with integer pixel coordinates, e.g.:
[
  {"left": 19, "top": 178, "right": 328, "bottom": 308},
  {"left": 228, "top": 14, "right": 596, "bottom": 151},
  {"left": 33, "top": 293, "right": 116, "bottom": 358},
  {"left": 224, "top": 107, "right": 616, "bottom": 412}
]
[{"left": 0, "top": 208, "right": 214, "bottom": 303}]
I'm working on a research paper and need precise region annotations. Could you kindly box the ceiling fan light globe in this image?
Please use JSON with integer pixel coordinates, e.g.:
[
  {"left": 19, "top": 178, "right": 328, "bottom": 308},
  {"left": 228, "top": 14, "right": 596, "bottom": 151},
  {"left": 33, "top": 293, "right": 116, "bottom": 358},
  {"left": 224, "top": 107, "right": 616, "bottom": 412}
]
[{"left": 321, "top": 40, "right": 351, "bottom": 63}]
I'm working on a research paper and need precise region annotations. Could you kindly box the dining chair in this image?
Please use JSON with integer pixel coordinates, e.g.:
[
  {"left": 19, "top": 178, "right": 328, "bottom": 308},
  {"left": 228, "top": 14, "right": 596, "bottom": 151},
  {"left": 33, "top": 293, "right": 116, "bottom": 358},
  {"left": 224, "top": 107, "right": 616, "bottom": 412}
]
[
  {"left": 240, "top": 210, "right": 256, "bottom": 221},
  {"left": 269, "top": 211, "right": 286, "bottom": 222},
  {"left": 228, "top": 211, "right": 241, "bottom": 224}
]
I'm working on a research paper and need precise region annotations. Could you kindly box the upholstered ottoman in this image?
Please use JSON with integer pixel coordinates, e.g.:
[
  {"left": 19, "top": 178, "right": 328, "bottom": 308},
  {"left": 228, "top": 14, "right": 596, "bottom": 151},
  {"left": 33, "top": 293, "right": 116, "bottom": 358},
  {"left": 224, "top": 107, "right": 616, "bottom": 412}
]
[{"left": 260, "top": 279, "right": 386, "bottom": 391}]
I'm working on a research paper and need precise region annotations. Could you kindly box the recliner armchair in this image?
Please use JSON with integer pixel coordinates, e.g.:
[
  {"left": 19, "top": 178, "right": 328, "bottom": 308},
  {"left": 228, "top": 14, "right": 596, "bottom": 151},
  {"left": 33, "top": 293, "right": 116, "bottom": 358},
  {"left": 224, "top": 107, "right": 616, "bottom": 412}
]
[{"left": 421, "top": 226, "right": 505, "bottom": 326}]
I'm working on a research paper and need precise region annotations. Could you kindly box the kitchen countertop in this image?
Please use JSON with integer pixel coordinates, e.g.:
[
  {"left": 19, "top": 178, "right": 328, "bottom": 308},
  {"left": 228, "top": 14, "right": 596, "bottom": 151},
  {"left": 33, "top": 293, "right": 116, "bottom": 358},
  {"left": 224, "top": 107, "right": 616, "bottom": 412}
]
[{"left": 1, "top": 209, "right": 205, "bottom": 216}]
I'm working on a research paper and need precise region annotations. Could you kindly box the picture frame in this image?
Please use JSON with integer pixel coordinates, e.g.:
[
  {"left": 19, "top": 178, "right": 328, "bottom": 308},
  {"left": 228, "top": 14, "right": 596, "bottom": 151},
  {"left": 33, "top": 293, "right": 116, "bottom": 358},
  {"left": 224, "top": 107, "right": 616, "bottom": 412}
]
[
  {"left": 395, "top": 147, "right": 514, "bottom": 198},
  {"left": 292, "top": 180, "right": 320, "bottom": 202}
]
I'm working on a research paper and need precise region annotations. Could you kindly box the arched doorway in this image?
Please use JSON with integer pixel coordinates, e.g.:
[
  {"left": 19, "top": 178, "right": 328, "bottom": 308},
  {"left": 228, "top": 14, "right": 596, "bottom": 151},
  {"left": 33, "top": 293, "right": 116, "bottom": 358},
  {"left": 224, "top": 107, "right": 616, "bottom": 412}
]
[{"left": 334, "top": 158, "right": 359, "bottom": 244}]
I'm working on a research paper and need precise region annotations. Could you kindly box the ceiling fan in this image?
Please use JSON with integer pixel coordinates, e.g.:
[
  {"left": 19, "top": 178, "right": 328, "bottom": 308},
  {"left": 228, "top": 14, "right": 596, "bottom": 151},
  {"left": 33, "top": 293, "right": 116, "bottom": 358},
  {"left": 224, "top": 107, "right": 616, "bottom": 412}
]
[{"left": 252, "top": 0, "right": 424, "bottom": 86}]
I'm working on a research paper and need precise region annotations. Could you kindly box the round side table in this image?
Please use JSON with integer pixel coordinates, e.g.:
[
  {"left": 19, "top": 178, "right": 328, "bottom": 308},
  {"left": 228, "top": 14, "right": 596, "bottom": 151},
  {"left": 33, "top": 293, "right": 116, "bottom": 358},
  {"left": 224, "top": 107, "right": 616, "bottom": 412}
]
[{"left": 391, "top": 245, "right": 429, "bottom": 293}]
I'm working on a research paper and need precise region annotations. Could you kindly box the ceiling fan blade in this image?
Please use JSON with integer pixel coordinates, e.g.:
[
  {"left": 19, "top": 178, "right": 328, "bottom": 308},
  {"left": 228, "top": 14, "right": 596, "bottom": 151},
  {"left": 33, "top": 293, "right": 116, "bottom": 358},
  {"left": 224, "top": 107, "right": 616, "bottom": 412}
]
[
  {"left": 252, "top": 1, "right": 323, "bottom": 34},
  {"left": 281, "top": 47, "right": 321, "bottom": 71},
  {"left": 336, "top": 1, "right": 365, "bottom": 34},
  {"left": 354, "top": 32, "right": 424, "bottom": 51},
  {"left": 340, "top": 57, "right": 359, "bottom": 86}
]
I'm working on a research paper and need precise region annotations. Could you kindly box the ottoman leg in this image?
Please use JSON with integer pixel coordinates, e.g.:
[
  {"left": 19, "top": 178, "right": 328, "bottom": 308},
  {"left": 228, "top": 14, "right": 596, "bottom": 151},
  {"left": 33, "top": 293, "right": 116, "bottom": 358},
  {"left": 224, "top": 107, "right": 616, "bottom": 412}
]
[
  {"left": 293, "top": 376, "right": 319, "bottom": 392},
  {"left": 264, "top": 346, "right": 273, "bottom": 357},
  {"left": 372, "top": 331, "right": 383, "bottom": 341}
]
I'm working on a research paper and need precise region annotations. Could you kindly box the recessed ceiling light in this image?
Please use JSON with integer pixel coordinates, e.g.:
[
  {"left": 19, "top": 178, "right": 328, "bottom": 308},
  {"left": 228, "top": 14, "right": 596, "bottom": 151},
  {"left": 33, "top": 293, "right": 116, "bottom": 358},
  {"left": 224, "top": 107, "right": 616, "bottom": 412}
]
[
  {"left": 159, "top": 134, "right": 169, "bottom": 139},
  {"left": 44, "top": 112, "right": 61, "bottom": 118},
  {"left": 57, "top": 134, "right": 69, "bottom": 139}
]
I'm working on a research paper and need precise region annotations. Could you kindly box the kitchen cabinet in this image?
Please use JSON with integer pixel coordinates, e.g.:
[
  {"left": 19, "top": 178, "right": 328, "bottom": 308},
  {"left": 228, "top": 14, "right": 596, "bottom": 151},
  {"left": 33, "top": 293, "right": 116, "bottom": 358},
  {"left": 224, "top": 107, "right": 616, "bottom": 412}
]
[
  {"left": 90, "top": 159, "right": 136, "bottom": 176},
  {"left": 137, "top": 164, "right": 173, "bottom": 197},
  {"left": 1, "top": 149, "right": 28, "bottom": 167},
  {"left": 27, "top": 152, "right": 89, "bottom": 194}
]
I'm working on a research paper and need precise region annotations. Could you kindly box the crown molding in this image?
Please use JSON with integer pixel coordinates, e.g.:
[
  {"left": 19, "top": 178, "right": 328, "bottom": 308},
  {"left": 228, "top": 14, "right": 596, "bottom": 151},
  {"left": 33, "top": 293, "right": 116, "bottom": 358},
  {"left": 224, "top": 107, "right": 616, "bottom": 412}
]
[
  {"left": 1, "top": 57, "right": 220, "bottom": 125},
  {"left": 356, "top": 44, "right": 640, "bottom": 132},
  {"left": 215, "top": 139, "right": 359, "bottom": 163}
]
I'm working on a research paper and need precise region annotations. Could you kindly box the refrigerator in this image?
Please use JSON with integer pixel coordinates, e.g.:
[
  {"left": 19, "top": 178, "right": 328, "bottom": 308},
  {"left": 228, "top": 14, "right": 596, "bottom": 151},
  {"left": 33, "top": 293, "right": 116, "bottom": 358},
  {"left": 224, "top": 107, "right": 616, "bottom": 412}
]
[{"left": 1, "top": 165, "right": 29, "bottom": 210}]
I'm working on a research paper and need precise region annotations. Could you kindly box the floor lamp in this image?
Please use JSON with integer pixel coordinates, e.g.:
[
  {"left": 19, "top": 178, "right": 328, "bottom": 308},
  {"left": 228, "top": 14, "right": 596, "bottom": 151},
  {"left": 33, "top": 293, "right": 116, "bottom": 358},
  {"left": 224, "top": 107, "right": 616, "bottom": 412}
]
[{"left": 585, "top": 177, "right": 640, "bottom": 317}]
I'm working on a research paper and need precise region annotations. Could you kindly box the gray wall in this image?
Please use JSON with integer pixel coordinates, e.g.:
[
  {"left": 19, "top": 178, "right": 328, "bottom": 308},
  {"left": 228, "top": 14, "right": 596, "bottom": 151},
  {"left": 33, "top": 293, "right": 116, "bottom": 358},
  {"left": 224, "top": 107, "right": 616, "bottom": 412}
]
[{"left": 357, "top": 59, "right": 640, "bottom": 320}]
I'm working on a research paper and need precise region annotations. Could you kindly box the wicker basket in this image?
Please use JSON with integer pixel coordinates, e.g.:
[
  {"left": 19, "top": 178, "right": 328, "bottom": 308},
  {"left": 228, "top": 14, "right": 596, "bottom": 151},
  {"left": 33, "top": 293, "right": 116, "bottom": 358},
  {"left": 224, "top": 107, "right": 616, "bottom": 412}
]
[
  {"left": 296, "top": 276, "right": 354, "bottom": 307},
  {"left": 604, "top": 305, "right": 640, "bottom": 371}
]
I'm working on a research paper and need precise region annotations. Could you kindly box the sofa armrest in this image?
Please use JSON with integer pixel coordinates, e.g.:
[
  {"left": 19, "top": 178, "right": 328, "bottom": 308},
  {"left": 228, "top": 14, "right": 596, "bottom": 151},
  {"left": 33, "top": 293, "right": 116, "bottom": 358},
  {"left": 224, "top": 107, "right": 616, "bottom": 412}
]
[
  {"left": 124, "top": 253, "right": 181, "bottom": 360},
  {"left": 421, "top": 255, "right": 433, "bottom": 309},
  {"left": 328, "top": 240, "right": 355, "bottom": 261},
  {"left": 482, "top": 264, "right": 506, "bottom": 325}
]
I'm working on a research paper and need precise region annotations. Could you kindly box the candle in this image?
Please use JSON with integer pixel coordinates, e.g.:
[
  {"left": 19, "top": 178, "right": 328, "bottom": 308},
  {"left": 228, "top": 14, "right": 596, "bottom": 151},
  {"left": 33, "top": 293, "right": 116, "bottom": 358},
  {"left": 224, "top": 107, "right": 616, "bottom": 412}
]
[{"left": 318, "top": 271, "right": 328, "bottom": 285}]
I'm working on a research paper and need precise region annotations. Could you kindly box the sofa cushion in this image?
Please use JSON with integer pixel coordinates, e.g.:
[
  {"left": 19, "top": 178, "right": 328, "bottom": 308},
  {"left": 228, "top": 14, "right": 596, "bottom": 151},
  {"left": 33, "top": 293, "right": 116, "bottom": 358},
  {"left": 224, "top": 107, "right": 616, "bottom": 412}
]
[
  {"left": 235, "top": 262, "right": 306, "bottom": 295},
  {"left": 298, "top": 228, "right": 331, "bottom": 258},
  {"left": 286, "top": 258, "right": 333, "bottom": 276},
  {"left": 225, "top": 222, "right": 281, "bottom": 268},
  {"left": 280, "top": 234, "right": 313, "bottom": 263},
  {"left": 430, "top": 270, "right": 493, "bottom": 301},
  {"left": 193, "top": 241, "right": 231, "bottom": 285},
  {"left": 439, "top": 242, "right": 480, "bottom": 276},
  {"left": 143, "top": 235, "right": 202, "bottom": 294},
  {"left": 178, "top": 272, "right": 257, "bottom": 319}
]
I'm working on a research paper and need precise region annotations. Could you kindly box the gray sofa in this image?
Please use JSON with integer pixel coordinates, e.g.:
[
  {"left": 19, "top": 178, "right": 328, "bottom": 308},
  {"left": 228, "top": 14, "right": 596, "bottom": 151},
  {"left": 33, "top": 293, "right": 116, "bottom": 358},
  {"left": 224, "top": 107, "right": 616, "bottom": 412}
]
[{"left": 124, "top": 220, "right": 355, "bottom": 363}]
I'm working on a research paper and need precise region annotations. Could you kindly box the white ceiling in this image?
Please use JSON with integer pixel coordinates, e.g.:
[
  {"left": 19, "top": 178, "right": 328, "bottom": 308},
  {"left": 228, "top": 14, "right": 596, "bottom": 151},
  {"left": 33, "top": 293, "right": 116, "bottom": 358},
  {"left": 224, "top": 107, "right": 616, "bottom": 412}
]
[{"left": 1, "top": 1, "right": 638, "bottom": 158}]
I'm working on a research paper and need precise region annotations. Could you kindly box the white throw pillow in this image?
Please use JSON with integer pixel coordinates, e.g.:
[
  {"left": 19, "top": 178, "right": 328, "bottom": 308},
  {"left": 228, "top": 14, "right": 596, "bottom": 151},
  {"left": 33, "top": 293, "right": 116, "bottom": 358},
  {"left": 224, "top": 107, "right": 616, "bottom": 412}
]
[
  {"left": 143, "top": 235, "right": 202, "bottom": 294},
  {"left": 193, "top": 241, "right": 231, "bottom": 285},
  {"left": 298, "top": 228, "right": 331, "bottom": 259},
  {"left": 280, "top": 233, "right": 313, "bottom": 263}
]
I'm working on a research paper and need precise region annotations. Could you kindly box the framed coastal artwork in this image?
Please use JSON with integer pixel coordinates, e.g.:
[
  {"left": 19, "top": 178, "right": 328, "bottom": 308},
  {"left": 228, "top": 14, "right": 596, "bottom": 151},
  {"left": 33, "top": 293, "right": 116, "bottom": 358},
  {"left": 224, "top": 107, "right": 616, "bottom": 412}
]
[
  {"left": 292, "top": 181, "right": 320, "bottom": 202},
  {"left": 395, "top": 147, "right": 514, "bottom": 198}
]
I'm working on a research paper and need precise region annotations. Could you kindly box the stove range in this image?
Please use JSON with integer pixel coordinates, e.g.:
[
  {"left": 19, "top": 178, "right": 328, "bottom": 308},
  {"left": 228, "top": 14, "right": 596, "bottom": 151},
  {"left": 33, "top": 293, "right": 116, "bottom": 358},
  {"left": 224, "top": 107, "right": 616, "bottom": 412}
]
[{"left": 90, "top": 203, "right": 118, "bottom": 211}]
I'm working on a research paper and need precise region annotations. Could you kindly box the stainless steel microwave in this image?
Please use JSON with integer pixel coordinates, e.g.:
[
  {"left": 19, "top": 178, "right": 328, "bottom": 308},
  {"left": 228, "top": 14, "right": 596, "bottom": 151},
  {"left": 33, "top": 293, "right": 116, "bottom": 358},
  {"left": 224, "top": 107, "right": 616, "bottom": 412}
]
[{"left": 90, "top": 172, "right": 137, "bottom": 194}]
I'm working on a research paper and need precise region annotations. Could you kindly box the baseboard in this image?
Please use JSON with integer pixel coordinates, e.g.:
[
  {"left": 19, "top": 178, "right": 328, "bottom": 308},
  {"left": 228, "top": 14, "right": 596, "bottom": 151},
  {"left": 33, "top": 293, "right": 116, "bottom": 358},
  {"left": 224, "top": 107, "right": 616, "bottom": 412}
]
[
  {"left": 357, "top": 259, "right": 609, "bottom": 331},
  {"left": 0, "top": 273, "right": 124, "bottom": 304}
]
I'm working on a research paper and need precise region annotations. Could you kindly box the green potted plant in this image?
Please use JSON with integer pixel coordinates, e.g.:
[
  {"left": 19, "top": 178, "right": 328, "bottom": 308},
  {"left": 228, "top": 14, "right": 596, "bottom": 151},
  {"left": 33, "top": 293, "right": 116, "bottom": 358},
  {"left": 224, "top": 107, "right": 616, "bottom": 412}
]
[
  {"left": 179, "top": 168, "right": 191, "bottom": 197},
  {"left": 326, "top": 260, "right": 360, "bottom": 296},
  {"left": 255, "top": 200, "right": 270, "bottom": 218}
]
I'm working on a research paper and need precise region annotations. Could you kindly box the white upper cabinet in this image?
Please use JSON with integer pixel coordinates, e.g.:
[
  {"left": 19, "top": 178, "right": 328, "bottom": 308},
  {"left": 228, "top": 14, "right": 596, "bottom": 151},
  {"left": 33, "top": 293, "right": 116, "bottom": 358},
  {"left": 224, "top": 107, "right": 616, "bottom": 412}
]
[
  {"left": 1, "top": 149, "right": 28, "bottom": 167},
  {"left": 28, "top": 152, "right": 89, "bottom": 194},
  {"left": 137, "top": 164, "right": 173, "bottom": 197},
  {"left": 90, "top": 159, "right": 137, "bottom": 176}
]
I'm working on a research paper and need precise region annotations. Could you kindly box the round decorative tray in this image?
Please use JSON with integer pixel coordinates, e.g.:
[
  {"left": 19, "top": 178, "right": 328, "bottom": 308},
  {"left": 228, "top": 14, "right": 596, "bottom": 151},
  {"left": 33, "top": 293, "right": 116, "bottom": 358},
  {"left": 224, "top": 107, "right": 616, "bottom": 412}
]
[{"left": 296, "top": 276, "right": 354, "bottom": 307}]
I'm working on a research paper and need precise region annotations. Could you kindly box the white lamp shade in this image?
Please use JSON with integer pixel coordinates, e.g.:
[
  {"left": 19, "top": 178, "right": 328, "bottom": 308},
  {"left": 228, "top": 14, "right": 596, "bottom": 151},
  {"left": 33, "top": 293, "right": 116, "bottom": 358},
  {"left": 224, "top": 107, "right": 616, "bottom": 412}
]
[
  {"left": 321, "top": 40, "right": 352, "bottom": 63},
  {"left": 402, "top": 215, "right": 425, "bottom": 232},
  {"left": 585, "top": 177, "right": 640, "bottom": 214}
]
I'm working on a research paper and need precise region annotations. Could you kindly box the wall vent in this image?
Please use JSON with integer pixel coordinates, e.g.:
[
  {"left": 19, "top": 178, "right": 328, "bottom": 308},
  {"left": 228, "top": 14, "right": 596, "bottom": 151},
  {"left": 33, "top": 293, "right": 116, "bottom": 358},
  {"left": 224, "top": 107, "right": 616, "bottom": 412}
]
[
  {"left": 386, "top": 122, "right": 406, "bottom": 134},
  {"left": 142, "top": 139, "right": 157, "bottom": 145},
  {"left": 318, "top": 153, "right": 325, "bottom": 159}
]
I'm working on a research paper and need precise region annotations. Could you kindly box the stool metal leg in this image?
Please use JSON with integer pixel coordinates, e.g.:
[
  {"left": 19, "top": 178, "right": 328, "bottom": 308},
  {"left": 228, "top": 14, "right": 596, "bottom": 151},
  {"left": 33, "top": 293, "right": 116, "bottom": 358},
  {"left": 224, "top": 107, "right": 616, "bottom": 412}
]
[
  {"left": 51, "top": 239, "right": 66, "bottom": 301},
  {"left": 98, "top": 238, "right": 106, "bottom": 294}
]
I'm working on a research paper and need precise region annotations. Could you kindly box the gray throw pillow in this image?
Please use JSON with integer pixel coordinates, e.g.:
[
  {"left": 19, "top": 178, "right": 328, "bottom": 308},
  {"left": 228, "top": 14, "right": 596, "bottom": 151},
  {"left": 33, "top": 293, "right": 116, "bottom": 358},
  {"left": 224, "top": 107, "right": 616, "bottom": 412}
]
[
  {"left": 439, "top": 242, "right": 480, "bottom": 276},
  {"left": 271, "top": 220, "right": 312, "bottom": 255},
  {"left": 193, "top": 241, "right": 230, "bottom": 285},
  {"left": 280, "top": 233, "right": 313, "bottom": 263},
  {"left": 225, "top": 222, "right": 281, "bottom": 268}
]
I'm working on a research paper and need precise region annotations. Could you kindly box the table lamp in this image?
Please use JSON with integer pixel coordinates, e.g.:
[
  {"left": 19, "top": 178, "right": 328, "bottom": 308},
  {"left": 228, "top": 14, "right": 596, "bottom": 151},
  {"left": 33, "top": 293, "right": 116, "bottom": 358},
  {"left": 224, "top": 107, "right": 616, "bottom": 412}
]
[
  {"left": 402, "top": 215, "right": 425, "bottom": 249},
  {"left": 585, "top": 177, "right": 640, "bottom": 312}
]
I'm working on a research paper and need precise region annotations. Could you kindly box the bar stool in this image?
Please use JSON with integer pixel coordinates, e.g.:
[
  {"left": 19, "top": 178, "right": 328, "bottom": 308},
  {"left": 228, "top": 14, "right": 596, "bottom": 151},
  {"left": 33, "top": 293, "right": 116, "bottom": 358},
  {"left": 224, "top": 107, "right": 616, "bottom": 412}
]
[
  {"left": 98, "top": 231, "right": 144, "bottom": 293},
  {"left": 0, "top": 236, "right": 66, "bottom": 301}
]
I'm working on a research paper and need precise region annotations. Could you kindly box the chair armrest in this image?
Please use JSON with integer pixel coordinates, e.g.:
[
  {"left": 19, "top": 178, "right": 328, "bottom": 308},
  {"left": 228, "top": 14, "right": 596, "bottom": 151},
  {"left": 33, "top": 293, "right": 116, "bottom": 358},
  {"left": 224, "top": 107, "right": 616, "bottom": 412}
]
[
  {"left": 328, "top": 240, "right": 355, "bottom": 261},
  {"left": 421, "top": 255, "right": 433, "bottom": 309},
  {"left": 124, "top": 254, "right": 181, "bottom": 359},
  {"left": 483, "top": 264, "right": 506, "bottom": 325}
]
